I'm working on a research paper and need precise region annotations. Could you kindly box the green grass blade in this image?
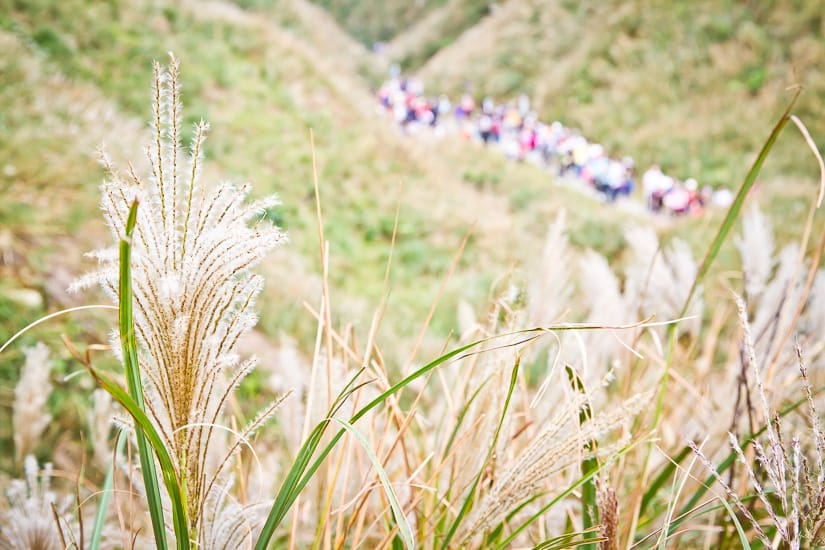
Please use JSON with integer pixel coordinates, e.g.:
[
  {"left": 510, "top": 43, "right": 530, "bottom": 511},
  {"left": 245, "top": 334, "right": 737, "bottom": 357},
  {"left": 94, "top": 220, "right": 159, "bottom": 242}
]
[
  {"left": 566, "top": 366, "right": 598, "bottom": 550},
  {"left": 439, "top": 356, "right": 521, "bottom": 550},
  {"left": 632, "top": 495, "right": 761, "bottom": 548},
  {"left": 653, "top": 90, "right": 801, "bottom": 424},
  {"left": 117, "top": 199, "right": 179, "bottom": 549},
  {"left": 88, "top": 366, "right": 190, "bottom": 549},
  {"left": 533, "top": 527, "right": 606, "bottom": 550},
  {"left": 254, "top": 337, "right": 494, "bottom": 549},
  {"left": 332, "top": 418, "right": 415, "bottom": 550},
  {"left": 718, "top": 498, "right": 752, "bottom": 550},
  {"left": 89, "top": 430, "right": 126, "bottom": 550},
  {"left": 637, "top": 91, "right": 802, "bottom": 544},
  {"left": 255, "top": 325, "right": 632, "bottom": 548},
  {"left": 679, "top": 89, "right": 800, "bottom": 323},
  {"left": 654, "top": 91, "right": 801, "bottom": 425},
  {"left": 638, "top": 445, "right": 692, "bottom": 520}
]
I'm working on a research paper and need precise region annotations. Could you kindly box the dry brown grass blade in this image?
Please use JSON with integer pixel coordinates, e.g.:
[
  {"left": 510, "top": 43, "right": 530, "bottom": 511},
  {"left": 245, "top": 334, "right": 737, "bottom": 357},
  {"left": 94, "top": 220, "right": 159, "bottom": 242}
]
[
  {"left": 766, "top": 212, "right": 825, "bottom": 378},
  {"left": 789, "top": 115, "right": 825, "bottom": 208}
]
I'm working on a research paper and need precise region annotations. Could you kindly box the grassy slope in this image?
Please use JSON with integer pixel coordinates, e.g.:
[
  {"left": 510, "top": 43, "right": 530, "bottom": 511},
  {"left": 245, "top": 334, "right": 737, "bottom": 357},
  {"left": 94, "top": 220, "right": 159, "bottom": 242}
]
[
  {"left": 0, "top": 0, "right": 651, "bottom": 386},
  {"left": 3, "top": 0, "right": 813, "bottom": 470},
  {"left": 396, "top": 0, "right": 824, "bottom": 192},
  {"left": 304, "top": 0, "right": 448, "bottom": 46}
]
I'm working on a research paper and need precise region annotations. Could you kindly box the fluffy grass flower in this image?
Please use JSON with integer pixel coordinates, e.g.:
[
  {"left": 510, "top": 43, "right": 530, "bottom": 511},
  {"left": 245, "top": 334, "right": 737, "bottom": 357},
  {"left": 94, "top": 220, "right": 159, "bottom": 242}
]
[
  {"left": 12, "top": 342, "right": 53, "bottom": 463},
  {"left": 692, "top": 294, "right": 825, "bottom": 548},
  {"left": 71, "top": 55, "right": 287, "bottom": 539},
  {"left": 458, "top": 392, "right": 648, "bottom": 543},
  {"left": 0, "top": 456, "right": 77, "bottom": 550}
]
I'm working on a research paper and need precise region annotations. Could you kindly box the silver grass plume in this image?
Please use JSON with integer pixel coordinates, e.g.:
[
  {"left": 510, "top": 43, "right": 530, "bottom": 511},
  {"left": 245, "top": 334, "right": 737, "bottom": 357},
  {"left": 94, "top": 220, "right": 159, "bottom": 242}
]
[
  {"left": 0, "top": 456, "right": 77, "bottom": 550},
  {"left": 735, "top": 206, "right": 775, "bottom": 301},
  {"left": 70, "top": 55, "right": 287, "bottom": 537},
  {"left": 528, "top": 210, "right": 573, "bottom": 328},
  {"left": 458, "top": 392, "right": 648, "bottom": 543},
  {"left": 623, "top": 226, "right": 701, "bottom": 336},
  {"left": 12, "top": 342, "right": 53, "bottom": 463},
  {"left": 691, "top": 294, "right": 825, "bottom": 548}
]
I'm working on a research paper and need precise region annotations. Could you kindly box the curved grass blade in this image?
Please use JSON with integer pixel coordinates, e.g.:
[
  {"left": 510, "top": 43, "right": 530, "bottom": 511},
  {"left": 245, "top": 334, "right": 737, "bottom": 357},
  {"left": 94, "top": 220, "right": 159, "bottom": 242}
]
[
  {"left": 88, "top": 366, "right": 190, "bottom": 549},
  {"left": 254, "top": 337, "right": 496, "bottom": 549},
  {"left": 680, "top": 88, "right": 801, "bottom": 324},
  {"left": 118, "top": 200, "right": 179, "bottom": 549},
  {"left": 256, "top": 322, "right": 660, "bottom": 549},
  {"left": 534, "top": 527, "right": 606, "bottom": 550},
  {"left": 631, "top": 495, "right": 760, "bottom": 548},
  {"left": 636, "top": 90, "right": 802, "bottom": 544},
  {"left": 654, "top": 89, "right": 801, "bottom": 424},
  {"left": 89, "top": 430, "right": 127, "bottom": 550},
  {"left": 718, "top": 497, "right": 752, "bottom": 550},
  {"left": 332, "top": 418, "right": 415, "bottom": 550}
]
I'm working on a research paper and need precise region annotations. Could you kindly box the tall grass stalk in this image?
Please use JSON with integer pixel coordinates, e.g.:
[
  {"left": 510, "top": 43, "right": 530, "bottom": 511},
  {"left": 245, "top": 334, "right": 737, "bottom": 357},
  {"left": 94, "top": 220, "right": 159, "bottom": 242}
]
[
  {"left": 632, "top": 88, "right": 802, "bottom": 545},
  {"left": 117, "top": 199, "right": 170, "bottom": 549}
]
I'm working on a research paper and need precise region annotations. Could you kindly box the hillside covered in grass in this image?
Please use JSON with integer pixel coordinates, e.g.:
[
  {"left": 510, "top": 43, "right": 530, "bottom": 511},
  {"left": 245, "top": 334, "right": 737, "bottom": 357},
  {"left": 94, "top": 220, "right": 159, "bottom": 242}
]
[
  {"left": 350, "top": 0, "right": 825, "bottom": 192},
  {"left": 1, "top": 0, "right": 821, "bottom": 414},
  {"left": 1, "top": 0, "right": 664, "bottom": 380},
  {"left": 2, "top": 1, "right": 825, "bottom": 548}
]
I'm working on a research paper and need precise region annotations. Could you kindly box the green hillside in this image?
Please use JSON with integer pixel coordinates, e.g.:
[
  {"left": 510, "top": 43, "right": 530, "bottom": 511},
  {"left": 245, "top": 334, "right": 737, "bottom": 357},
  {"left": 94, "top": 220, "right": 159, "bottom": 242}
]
[
  {"left": 378, "top": 0, "right": 825, "bottom": 191},
  {"left": 0, "top": 0, "right": 652, "bottom": 368},
  {"left": 2, "top": 1, "right": 825, "bottom": 547}
]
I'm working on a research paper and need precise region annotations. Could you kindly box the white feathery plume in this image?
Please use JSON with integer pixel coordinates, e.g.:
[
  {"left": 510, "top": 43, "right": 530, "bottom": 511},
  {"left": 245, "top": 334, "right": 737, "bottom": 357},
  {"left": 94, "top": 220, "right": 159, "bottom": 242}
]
[
  {"left": 458, "top": 392, "right": 648, "bottom": 542},
  {"left": 527, "top": 210, "right": 572, "bottom": 328},
  {"left": 736, "top": 206, "right": 775, "bottom": 300},
  {"left": 623, "top": 226, "right": 701, "bottom": 336},
  {"left": 0, "top": 456, "right": 78, "bottom": 550},
  {"left": 12, "top": 342, "right": 53, "bottom": 463},
  {"left": 70, "top": 55, "right": 286, "bottom": 539},
  {"left": 692, "top": 295, "right": 825, "bottom": 548},
  {"left": 197, "top": 480, "right": 271, "bottom": 550},
  {"left": 571, "top": 250, "right": 631, "bottom": 378},
  {"left": 578, "top": 250, "right": 627, "bottom": 327}
]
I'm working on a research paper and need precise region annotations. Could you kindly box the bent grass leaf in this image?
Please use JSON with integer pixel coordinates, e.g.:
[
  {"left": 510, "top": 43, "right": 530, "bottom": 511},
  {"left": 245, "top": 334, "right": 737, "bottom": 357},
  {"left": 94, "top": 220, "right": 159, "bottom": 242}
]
[
  {"left": 87, "top": 365, "right": 190, "bottom": 549},
  {"left": 655, "top": 90, "right": 801, "bottom": 425},
  {"left": 332, "top": 418, "right": 415, "bottom": 550},
  {"left": 534, "top": 527, "right": 607, "bottom": 550},
  {"left": 118, "top": 199, "right": 173, "bottom": 549}
]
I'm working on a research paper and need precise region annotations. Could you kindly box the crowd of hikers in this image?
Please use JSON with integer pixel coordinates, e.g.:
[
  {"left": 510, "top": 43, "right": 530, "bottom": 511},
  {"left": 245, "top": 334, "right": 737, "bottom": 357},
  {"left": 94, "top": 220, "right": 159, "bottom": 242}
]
[{"left": 376, "top": 72, "right": 734, "bottom": 216}]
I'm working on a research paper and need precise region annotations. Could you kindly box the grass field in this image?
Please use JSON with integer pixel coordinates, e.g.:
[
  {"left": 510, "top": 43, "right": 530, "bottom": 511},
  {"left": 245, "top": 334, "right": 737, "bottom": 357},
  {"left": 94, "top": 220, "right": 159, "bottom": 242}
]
[{"left": 1, "top": 1, "right": 824, "bottom": 548}]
